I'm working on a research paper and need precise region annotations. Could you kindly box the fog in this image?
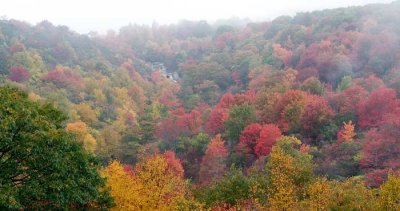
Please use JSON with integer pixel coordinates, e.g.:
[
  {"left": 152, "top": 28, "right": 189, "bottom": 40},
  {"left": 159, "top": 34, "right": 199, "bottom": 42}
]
[{"left": 1, "top": 0, "right": 394, "bottom": 33}]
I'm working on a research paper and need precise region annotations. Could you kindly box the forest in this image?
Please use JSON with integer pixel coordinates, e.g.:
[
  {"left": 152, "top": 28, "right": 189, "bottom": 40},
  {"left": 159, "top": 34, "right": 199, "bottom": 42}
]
[{"left": 1, "top": 1, "right": 400, "bottom": 210}]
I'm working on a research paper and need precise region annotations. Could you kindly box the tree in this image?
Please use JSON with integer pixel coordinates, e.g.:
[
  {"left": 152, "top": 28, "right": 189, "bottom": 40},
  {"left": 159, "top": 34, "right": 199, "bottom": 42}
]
[
  {"left": 74, "top": 103, "right": 98, "bottom": 125},
  {"left": 163, "top": 108, "right": 203, "bottom": 138},
  {"left": 205, "top": 108, "right": 229, "bottom": 136},
  {"left": 8, "top": 41, "right": 25, "bottom": 54},
  {"left": 236, "top": 123, "right": 282, "bottom": 166},
  {"left": 100, "top": 161, "right": 138, "bottom": 210},
  {"left": 216, "top": 92, "right": 256, "bottom": 110},
  {"left": 102, "top": 156, "right": 199, "bottom": 210},
  {"left": 360, "top": 106, "right": 400, "bottom": 187},
  {"left": 300, "top": 76, "right": 325, "bottom": 95},
  {"left": 97, "top": 125, "right": 122, "bottom": 162},
  {"left": 235, "top": 123, "right": 262, "bottom": 168},
  {"left": 334, "top": 85, "right": 368, "bottom": 114},
  {"left": 337, "top": 121, "right": 356, "bottom": 143},
  {"left": 267, "top": 136, "right": 313, "bottom": 210},
  {"left": 155, "top": 115, "right": 182, "bottom": 142},
  {"left": 238, "top": 123, "right": 262, "bottom": 153},
  {"left": 302, "top": 177, "right": 332, "bottom": 211},
  {"left": 361, "top": 129, "right": 393, "bottom": 187},
  {"left": 199, "top": 134, "right": 228, "bottom": 185},
  {"left": 301, "top": 95, "right": 334, "bottom": 140},
  {"left": 195, "top": 167, "right": 252, "bottom": 209},
  {"left": 155, "top": 107, "right": 203, "bottom": 143},
  {"left": 260, "top": 90, "right": 309, "bottom": 132},
  {"left": 0, "top": 86, "right": 112, "bottom": 209},
  {"left": 215, "top": 31, "right": 236, "bottom": 50},
  {"left": 66, "top": 121, "right": 97, "bottom": 153},
  {"left": 158, "top": 84, "right": 181, "bottom": 108},
  {"left": 133, "top": 155, "right": 197, "bottom": 210},
  {"left": 267, "top": 142, "right": 298, "bottom": 210},
  {"left": 8, "top": 49, "right": 44, "bottom": 79},
  {"left": 224, "top": 104, "right": 256, "bottom": 146},
  {"left": 206, "top": 92, "right": 256, "bottom": 136},
  {"left": 248, "top": 67, "right": 271, "bottom": 91},
  {"left": 357, "top": 87, "right": 398, "bottom": 129},
  {"left": 128, "top": 84, "right": 147, "bottom": 113},
  {"left": 315, "top": 141, "right": 361, "bottom": 179},
  {"left": 8, "top": 66, "right": 30, "bottom": 82},
  {"left": 0, "top": 45, "right": 9, "bottom": 75},
  {"left": 336, "top": 75, "right": 352, "bottom": 92},
  {"left": 102, "top": 153, "right": 199, "bottom": 210},
  {"left": 181, "top": 61, "right": 232, "bottom": 94},
  {"left": 174, "top": 133, "right": 210, "bottom": 181},
  {"left": 163, "top": 150, "right": 184, "bottom": 178},
  {"left": 273, "top": 43, "right": 293, "bottom": 67},
  {"left": 42, "top": 66, "right": 84, "bottom": 90},
  {"left": 114, "top": 132, "right": 143, "bottom": 164},
  {"left": 179, "top": 109, "right": 203, "bottom": 135},
  {"left": 379, "top": 173, "right": 400, "bottom": 210},
  {"left": 254, "top": 124, "right": 282, "bottom": 157},
  {"left": 196, "top": 80, "right": 221, "bottom": 105},
  {"left": 329, "top": 178, "right": 377, "bottom": 210}
]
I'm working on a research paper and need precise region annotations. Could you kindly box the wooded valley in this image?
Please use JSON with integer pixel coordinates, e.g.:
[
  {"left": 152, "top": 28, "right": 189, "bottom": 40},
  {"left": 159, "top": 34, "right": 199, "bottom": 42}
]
[{"left": 1, "top": 1, "right": 400, "bottom": 210}]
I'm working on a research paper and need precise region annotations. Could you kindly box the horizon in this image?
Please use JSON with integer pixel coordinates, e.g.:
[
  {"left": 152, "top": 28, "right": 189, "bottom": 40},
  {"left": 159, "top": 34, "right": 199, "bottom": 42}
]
[{"left": 1, "top": 0, "right": 394, "bottom": 34}]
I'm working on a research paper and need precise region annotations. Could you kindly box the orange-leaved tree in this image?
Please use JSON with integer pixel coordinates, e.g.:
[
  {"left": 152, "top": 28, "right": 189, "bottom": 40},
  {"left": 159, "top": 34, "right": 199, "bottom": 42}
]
[{"left": 337, "top": 121, "right": 356, "bottom": 143}]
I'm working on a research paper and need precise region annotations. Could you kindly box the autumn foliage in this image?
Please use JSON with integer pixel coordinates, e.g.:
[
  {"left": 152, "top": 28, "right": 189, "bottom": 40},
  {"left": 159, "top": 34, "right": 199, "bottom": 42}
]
[
  {"left": 3, "top": 2, "right": 400, "bottom": 209},
  {"left": 102, "top": 156, "right": 197, "bottom": 210},
  {"left": 254, "top": 124, "right": 282, "bottom": 157},
  {"left": 300, "top": 95, "right": 334, "bottom": 138},
  {"left": 42, "top": 66, "right": 84, "bottom": 89},
  {"left": 205, "top": 108, "right": 229, "bottom": 135},
  {"left": 237, "top": 123, "right": 263, "bottom": 155},
  {"left": 9, "top": 66, "right": 30, "bottom": 82},
  {"left": 199, "top": 135, "right": 228, "bottom": 185},
  {"left": 357, "top": 88, "right": 399, "bottom": 129},
  {"left": 337, "top": 121, "right": 356, "bottom": 143},
  {"left": 360, "top": 106, "right": 400, "bottom": 187}
]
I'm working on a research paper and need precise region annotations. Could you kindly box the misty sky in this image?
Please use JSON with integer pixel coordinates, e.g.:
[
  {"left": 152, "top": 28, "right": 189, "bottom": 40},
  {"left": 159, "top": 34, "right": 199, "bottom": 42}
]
[{"left": 1, "top": 0, "right": 394, "bottom": 34}]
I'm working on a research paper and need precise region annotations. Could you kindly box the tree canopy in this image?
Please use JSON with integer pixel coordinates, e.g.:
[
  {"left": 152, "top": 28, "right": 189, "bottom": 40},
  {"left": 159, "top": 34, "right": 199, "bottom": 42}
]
[{"left": 0, "top": 86, "right": 112, "bottom": 209}]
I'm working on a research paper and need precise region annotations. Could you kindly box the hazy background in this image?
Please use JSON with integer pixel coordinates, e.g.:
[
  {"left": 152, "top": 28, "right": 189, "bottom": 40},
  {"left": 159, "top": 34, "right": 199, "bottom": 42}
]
[{"left": 1, "top": 0, "right": 394, "bottom": 33}]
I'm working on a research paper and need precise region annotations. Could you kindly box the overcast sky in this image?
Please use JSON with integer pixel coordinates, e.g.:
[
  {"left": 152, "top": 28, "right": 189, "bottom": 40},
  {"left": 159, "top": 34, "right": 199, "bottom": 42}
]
[{"left": 1, "top": 0, "right": 394, "bottom": 34}]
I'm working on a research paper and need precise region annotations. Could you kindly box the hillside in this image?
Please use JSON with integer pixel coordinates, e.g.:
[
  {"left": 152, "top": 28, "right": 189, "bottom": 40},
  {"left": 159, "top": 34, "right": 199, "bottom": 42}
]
[{"left": 1, "top": 1, "right": 400, "bottom": 209}]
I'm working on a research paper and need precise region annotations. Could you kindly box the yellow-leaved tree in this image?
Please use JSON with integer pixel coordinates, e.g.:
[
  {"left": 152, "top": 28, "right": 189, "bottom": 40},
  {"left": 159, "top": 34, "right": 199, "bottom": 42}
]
[
  {"left": 266, "top": 136, "right": 313, "bottom": 211},
  {"left": 74, "top": 103, "right": 98, "bottom": 125},
  {"left": 101, "top": 161, "right": 141, "bottom": 210},
  {"left": 379, "top": 173, "right": 400, "bottom": 210},
  {"left": 66, "top": 121, "right": 97, "bottom": 153},
  {"left": 267, "top": 144, "right": 297, "bottom": 210},
  {"left": 102, "top": 154, "right": 202, "bottom": 210},
  {"left": 302, "top": 177, "right": 332, "bottom": 211},
  {"left": 329, "top": 178, "right": 377, "bottom": 210}
]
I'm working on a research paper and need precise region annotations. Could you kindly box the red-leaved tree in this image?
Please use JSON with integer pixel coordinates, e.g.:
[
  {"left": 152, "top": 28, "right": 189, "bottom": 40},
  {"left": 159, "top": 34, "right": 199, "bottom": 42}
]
[
  {"left": 301, "top": 95, "right": 334, "bottom": 140},
  {"left": 164, "top": 150, "right": 184, "bottom": 178},
  {"left": 360, "top": 107, "right": 400, "bottom": 187},
  {"left": 199, "top": 134, "right": 228, "bottom": 185},
  {"left": 254, "top": 124, "right": 282, "bottom": 157},
  {"left": 357, "top": 87, "right": 399, "bottom": 129},
  {"left": 156, "top": 108, "right": 203, "bottom": 141},
  {"left": 9, "top": 66, "right": 30, "bottom": 82},
  {"left": 205, "top": 108, "right": 229, "bottom": 135},
  {"left": 205, "top": 92, "right": 256, "bottom": 136},
  {"left": 237, "top": 123, "right": 263, "bottom": 155},
  {"left": 332, "top": 85, "right": 369, "bottom": 114},
  {"left": 42, "top": 66, "right": 84, "bottom": 89}
]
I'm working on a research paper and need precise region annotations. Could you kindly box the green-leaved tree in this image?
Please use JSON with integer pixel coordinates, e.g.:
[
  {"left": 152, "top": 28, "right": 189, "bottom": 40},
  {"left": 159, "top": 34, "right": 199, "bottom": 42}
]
[{"left": 0, "top": 86, "right": 113, "bottom": 209}]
